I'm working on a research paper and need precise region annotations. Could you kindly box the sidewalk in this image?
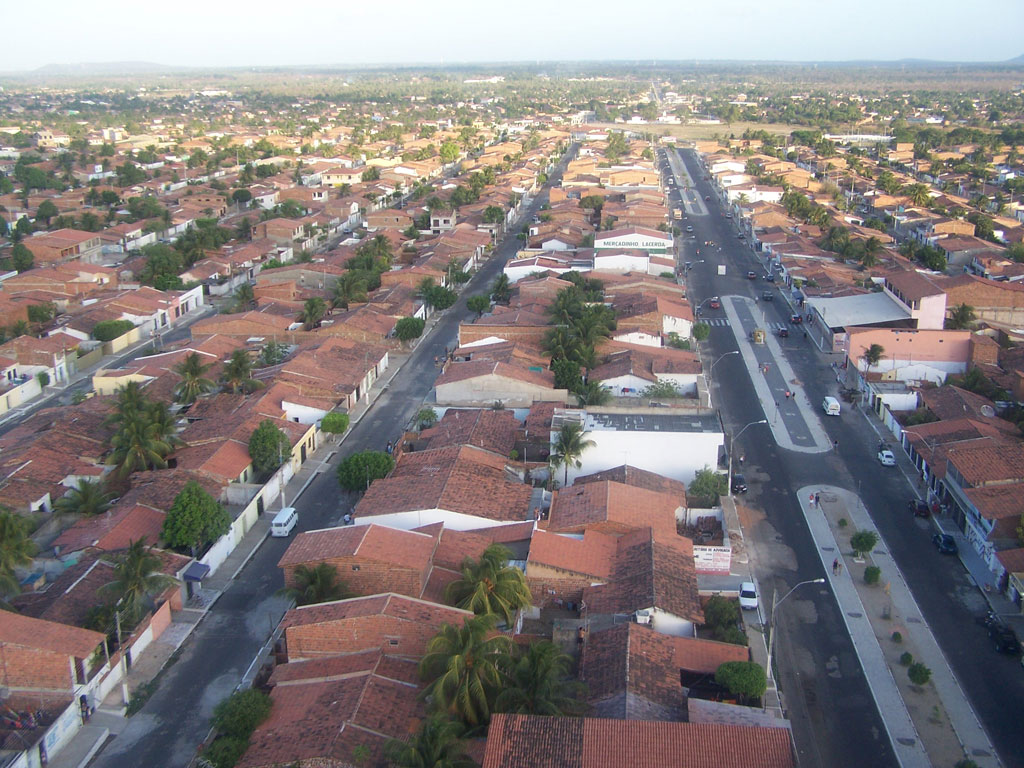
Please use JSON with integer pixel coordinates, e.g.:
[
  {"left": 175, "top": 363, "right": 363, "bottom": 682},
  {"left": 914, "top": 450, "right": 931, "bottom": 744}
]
[{"left": 801, "top": 485, "right": 1000, "bottom": 768}]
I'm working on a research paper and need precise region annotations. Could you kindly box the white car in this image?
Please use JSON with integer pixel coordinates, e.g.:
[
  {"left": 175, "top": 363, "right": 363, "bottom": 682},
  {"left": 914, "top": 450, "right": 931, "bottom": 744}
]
[
  {"left": 877, "top": 449, "right": 896, "bottom": 466},
  {"left": 739, "top": 581, "right": 758, "bottom": 610}
]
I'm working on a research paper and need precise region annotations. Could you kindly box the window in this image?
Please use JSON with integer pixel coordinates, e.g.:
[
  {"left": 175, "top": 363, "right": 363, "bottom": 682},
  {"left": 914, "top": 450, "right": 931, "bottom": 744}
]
[{"left": 352, "top": 565, "right": 360, "bottom": 571}]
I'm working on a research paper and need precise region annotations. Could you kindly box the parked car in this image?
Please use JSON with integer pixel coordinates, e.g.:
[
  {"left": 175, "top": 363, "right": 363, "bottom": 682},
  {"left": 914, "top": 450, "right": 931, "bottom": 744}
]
[
  {"left": 777, "top": 327, "right": 789, "bottom": 338},
  {"left": 686, "top": 225, "right": 694, "bottom": 233},
  {"left": 989, "top": 624, "right": 1021, "bottom": 655},
  {"left": 877, "top": 449, "right": 896, "bottom": 466},
  {"left": 746, "top": 270, "right": 757, "bottom": 279},
  {"left": 732, "top": 473, "right": 748, "bottom": 494},
  {"left": 763, "top": 272, "right": 775, "bottom": 282},
  {"left": 725, "top": 212, "right": 733, "bottom": 218},
  {"left": 708, "top": 297, "right": 721, "bottom": 309},
  {"left": 932, "top": 533, "right": 958, "bottom": 554},
  {"left": 737, "top": 233, "right": 746, "bottom": 240},
  {"left": 761, "top": 290, "right": 773, "bottom": 301},
  {"left": 704, "top": 194, "right": 711, "bottom": 200},
  {"left": 739, "top": 581, "right": 758, "bottom": 610},
  {"left": 908, "top": 499, "right": 930, "bottom": 518}
]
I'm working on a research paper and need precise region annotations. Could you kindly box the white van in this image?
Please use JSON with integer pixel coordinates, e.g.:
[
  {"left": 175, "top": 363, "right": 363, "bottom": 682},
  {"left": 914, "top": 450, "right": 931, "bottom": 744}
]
[
  {"left": 271, "top": 506, "right": 298, "bottom": 537},
  {"left": 822, "top": 396, "right": 841, "bottom": 416}
]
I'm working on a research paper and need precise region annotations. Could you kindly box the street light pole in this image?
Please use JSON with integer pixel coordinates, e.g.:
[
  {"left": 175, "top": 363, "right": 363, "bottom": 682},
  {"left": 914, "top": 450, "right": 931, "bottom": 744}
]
[
  {"left": 765, "top": 577, "right": 826, "bottom": 685},
  {"left": 728, "top": 419, "right": 767, "bottom": 496}
]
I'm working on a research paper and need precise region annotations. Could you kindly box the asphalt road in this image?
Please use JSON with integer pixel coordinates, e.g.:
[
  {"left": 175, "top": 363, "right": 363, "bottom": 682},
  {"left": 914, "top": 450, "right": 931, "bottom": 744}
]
[
  {"left": 671, "top": 146, "right": 1024, "bottom": 768},
  {"left": 93, "top": 147, "right": 576, "bottom": 768},
  {"left": 666, "top": 147, "right": 895, "bottom": 768}
]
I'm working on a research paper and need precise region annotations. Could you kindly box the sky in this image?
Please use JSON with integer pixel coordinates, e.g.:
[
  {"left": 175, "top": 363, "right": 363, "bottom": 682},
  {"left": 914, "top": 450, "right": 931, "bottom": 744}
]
[{"left": 3, "top": 0, "right": 1023, "bottom": 72}]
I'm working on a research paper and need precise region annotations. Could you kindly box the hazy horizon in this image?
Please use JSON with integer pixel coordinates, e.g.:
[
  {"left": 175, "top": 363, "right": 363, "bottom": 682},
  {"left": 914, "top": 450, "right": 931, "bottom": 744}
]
[{"left": 3, "top": 0, "right": 1023, "bottom": 73}]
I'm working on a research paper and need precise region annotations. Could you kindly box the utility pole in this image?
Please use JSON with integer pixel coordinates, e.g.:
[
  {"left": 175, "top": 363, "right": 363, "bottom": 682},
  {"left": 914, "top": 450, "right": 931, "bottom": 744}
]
[{"left": 114, "top": 601, "right": 130, "bottom": 707}]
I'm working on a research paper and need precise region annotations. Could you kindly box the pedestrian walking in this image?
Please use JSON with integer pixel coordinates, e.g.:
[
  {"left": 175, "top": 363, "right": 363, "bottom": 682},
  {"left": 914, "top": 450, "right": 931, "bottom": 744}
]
[
  {"left": 809, "top": 492, "right": 816, "bottom": 508},
  {"left": 837, "top": 561, "right": 843, "bottom": 575},
  {"left": 815, "top": 492, "right": 821, "bottom": 507},
  {"left": 833, "top": 439, "right": 839, "bottom": 450},
  {"left": 739, "top": 454, "right": 745, "bottom": 466},
  {"left": 832, "top": 558, "right": 839, "bottom": 575}
]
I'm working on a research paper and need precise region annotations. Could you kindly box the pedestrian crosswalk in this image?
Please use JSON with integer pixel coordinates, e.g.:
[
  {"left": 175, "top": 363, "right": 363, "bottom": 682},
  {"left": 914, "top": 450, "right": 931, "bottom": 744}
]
[{"left": 698, "top": 318, "right": 791, "bottom": 332}]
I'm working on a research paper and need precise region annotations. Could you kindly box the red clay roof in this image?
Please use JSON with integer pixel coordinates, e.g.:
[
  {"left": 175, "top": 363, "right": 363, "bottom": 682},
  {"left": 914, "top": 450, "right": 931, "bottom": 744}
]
[
  {"left": 547, "top": 480, "right": 680, "bottom": 534},
  {"left": 482, "top": 713, "right": 794, "bottom": 768},
  {"left": 277, "top": 524, "right": 437, "bottom": 570},
  {"left": 355, "top": 445, "right": 532, "bottom": 523},
  {"left": 0, "top": 611, "right": 105, "bottom": 659},
  {"left": 528, "top": 529, "right": 618, "bottom": 580}
]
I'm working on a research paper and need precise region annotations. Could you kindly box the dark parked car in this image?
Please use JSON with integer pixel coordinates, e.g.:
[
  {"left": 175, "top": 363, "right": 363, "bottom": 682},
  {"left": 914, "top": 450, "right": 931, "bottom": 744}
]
[
  {"left": 746, "top": 271, "right": 757, "bottom": 279},
  {"left": 763, "top": 272, "right": 775, "bottom": 282},
  {"left": 989, "top": 624, "right": 1021, "bottom": 655},
  {"left": 761, "top": 291, "right": 774, "bottom": 301},
  {"left": 908, "top": 499, "right": 930, "bottom": 518},
  {"left": 932, "top": 533, "right": 958, "bottom": 554},
  {"left": 731, "top": 473, "right": 748, "bottom": 494}
]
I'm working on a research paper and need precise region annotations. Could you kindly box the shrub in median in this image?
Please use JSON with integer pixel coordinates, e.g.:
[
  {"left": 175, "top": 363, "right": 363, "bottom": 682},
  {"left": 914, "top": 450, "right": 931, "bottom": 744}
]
[
  {"left": 863, "top": 566, "right": 881, "bottom": 585},
  {"left": 899, "top": 651, "right": 914, "bottom": 666},
  {"left": 908, "top": 662, "right": 932, "bottom": 686}
]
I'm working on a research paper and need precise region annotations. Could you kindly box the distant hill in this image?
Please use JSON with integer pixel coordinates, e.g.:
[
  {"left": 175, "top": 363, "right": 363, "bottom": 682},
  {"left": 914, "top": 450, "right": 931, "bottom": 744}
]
[
  {"left": 1007, "top": 53, "right": 1024, "bottom": 63},
  {"left": 30, "top": 61, "right": 180, "bottom": 76}
]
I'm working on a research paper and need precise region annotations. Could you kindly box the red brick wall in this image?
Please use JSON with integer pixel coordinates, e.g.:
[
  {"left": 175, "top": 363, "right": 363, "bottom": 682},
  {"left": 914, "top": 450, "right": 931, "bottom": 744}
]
[
  {"left": 526, "top": 574, "right": 589, "bottom": 609},
  {"left": 285, "top": 614, "right": 456, "bottom": 660},
  {"left": 969, "top": 335, "right": 1000, "bottom": 367},
  {"left": 0, "top": 645, "right": 74, "bottom": 692},
  {"left": 283, "top": 557, "right": 423, "bottom": 599}
]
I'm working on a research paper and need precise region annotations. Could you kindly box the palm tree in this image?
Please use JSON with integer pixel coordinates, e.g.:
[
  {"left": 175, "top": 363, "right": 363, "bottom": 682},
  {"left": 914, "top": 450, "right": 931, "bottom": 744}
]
[
  {"left": 298, "top": 297, "right": 327, "bottom": 331},
  {"left": 173, "top": 352, "right": 215, "bottom": 405},
  {"left": 107, "top": 411, "right": 173, "bottom": 478},
  {"left": 283, "top": 563, "right": 351, "bottom": 606},
  {"left": 550, "top": 422, "right": 596, "bottom": 487},
  {"left": 385, "top": 716, "right": 476, "bottom": 768},
  {"left": 221, "top": 349, "right": 254, "bottom": 394},
  {"left": 146, "top": 400, "right": 184, "bottom": 449},
  {"left": 543, "top": 326, "right": 579, "bottom": 362},
  {"left": 490, "top": 274, "right": 512, "bottom": 304},
  {"left": 100, "top": 538, "right": 177, "bottom": 625},
  {"left": 496, "top": 641, "right": 586, "bottom": 716},
  {"left": 946, "top": 303, "right": 977, "bottom": 330},
  {"left": 444, "top": 544, "right": 532, "bottom": 626},
  {"left": 903, "top": 183, "right": 932, "bottom": 207},
  {"left": 54, "top": 479, "right": 113, "bottom": 517},
  {"left": 0, "top": 512, "right": 37, "bottom": 598},
  {"left": 861, "top": 236, "right": 882, "bottom": 268},
  {"left": 575, "top": 381, "right": 611, "bottom": 407},
  {"left": 862, "top": 343, "right": 885, "bottom": 372},
  {"left": 419, "top": 614, "right": 513, "bottom": 728},
  {"left": 331, "top": 272, "right": 368, "bottom": 310},
  {"left": 232, "top": 282, "right": 255, "bottom": 312}
]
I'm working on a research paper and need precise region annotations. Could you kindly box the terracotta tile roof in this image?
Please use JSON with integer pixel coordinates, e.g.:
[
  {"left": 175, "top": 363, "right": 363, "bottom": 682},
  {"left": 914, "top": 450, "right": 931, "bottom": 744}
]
[
  {"left": 173, "top": 439, "right": 252, "bottom": 483},
  {"left": 13, "top": 558, "right": 114, "bottom": 626},
  {"left": 435, "top": 358, "right": 556, "bottom": 389},
  {"left": 584, "top": 528, "right": 702, "bottom": 624},
  {"left": 528, "top": 529, "right": 618, "bottom": 580},
  {"left": 582, "top": 623, "right": 685, "bottom": 720},
  {"left": 946, "top": 440, "right": 1024, "bottom": 486},
  {"left": 0, "top": 611, "right": 105, "bottom": 659},
  {"left": 482, "top": 713, "right": 795, "bottom": 768},
  {"left": 995, "top": 547, "right": 1024, "bottom": 574},
  {"left": 355, "top": 445, "right": 532, "bottom": 523},
  {"left": 547, "top": 480, "right": 680, "bottom": 535},
  {"left": 963, "top": 482, "right": 1024, "bottom": 521},
  {"left": 280, "top": 592, "right": 471, "bottom": 633},
  {"left": 53, "top": 503, "right": 166, "bottom": 554},
  {"left": 884, "top": 270, "right": 945, "bottom": 300},
  {"left": 673, "top": 635, "right": 750, "bottom": 674},
  {"left": 427, "top": 527, "right": 495, "bottom": 571},
  {"left": 420, "top": 408, "right": 519, "bottom": 456},
  {"left": 920, "top": 385, "right": 1001, "bottom": 422},
  {"left": 239, "top": 651, "right": 424, "bottom": 768},
  {"left": 576, "top": 464, "right": 687, "bottom": 498},
  {"left": 277, "top": 524, "right": 437, "bottom": 570}
]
